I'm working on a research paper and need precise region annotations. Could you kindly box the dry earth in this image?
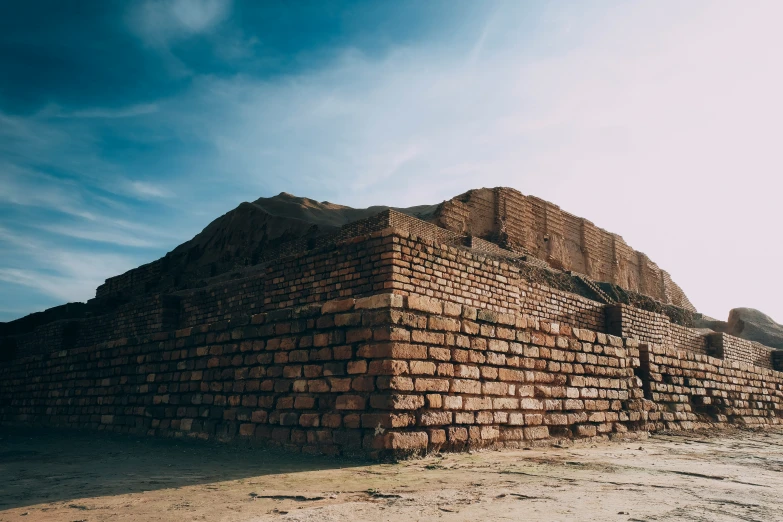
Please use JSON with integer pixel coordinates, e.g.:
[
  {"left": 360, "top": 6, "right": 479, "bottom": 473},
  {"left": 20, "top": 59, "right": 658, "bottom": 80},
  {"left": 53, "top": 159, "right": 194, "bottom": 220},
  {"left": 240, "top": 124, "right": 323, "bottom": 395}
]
[{"left": 2, "top": 427, "right": 783, "bottom": 522}]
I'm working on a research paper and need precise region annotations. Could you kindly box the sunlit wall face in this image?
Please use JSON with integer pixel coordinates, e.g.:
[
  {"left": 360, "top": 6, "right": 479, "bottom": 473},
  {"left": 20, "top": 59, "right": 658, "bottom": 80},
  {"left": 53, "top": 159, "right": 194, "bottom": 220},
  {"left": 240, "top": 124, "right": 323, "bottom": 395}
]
[{"left": 0, "top": 0, "right": 780, "bottom": 323}]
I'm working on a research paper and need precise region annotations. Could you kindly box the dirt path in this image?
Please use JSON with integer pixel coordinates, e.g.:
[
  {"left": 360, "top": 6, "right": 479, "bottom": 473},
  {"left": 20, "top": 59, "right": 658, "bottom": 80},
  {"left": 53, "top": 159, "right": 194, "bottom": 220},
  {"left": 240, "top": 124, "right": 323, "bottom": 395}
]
[{"left": 2, "top": 427, "right": 782, "bottom": 521}]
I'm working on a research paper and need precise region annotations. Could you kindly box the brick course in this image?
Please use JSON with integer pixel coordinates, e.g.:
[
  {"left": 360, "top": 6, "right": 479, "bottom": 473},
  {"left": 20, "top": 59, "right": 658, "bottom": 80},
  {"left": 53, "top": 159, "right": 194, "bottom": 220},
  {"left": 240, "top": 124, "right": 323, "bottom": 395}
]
[
  {"left": 2, "top": 222, "right": 782, "bottom": 459},
  {"left": 3, "top": 292, "right": 781, "bottom": 459}
]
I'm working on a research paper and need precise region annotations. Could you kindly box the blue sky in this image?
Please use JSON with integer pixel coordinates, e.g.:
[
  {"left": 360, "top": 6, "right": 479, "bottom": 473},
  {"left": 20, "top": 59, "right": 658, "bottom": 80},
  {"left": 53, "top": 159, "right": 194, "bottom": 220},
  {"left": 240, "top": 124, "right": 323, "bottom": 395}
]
[{"left": 1, "top": 0, "right": 781, "bottom": 323}]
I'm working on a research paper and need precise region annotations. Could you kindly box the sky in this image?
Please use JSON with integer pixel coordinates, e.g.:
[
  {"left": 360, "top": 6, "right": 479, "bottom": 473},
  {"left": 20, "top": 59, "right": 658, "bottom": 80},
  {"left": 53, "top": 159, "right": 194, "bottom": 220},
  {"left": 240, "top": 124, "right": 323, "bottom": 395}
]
[{"left": 0, "top": 0, "right": 781, "bottom": 324}]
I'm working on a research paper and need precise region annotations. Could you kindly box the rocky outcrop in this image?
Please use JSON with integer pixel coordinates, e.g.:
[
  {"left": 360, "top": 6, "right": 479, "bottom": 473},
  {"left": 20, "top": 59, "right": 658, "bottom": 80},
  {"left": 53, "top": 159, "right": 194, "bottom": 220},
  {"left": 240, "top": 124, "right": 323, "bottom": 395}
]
[{"left": 726, "top": 308, "right": 783, "bottom": 349}]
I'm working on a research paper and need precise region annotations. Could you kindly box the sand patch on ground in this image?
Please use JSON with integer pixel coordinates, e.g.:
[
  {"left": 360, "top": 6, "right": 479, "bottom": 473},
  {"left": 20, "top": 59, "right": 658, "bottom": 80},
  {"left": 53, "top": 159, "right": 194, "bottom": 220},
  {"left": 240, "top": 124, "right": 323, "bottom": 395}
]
[{"left": 1, "top": 427, "right": 782, "bottom": 521}]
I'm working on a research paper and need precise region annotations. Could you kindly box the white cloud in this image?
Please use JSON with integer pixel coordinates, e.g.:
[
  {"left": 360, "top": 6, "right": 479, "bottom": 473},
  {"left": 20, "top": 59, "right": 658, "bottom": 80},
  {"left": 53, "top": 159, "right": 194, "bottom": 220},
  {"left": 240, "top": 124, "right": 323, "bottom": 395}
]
[
  {"left": 0, "top": 165, "right": 98, "bottom": 220},
  {"left": 35, "top": 224, "right": 162, "bottom": 248},
  {"left": 0, "top": 227, "right": 148, "bottom": 303},
  {"left": 3, "top": 1, "right": 781, "bottom": 323},
  {"left": 128, "top": 0, "right": 232, "bottom": 47},
  {"left": 129, "top": 180, "right": 174, "bottom": 199},
  {"left": 61, "top": 104, "right": 160, "bottom": 119},
  {"left": 155, "top": 1, "right": 782, "bottom": 321}
]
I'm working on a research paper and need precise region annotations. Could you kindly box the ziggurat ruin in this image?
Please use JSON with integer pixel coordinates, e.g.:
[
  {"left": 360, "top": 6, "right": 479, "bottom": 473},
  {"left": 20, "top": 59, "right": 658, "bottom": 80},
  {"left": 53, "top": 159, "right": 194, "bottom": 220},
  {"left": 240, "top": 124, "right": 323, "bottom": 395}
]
[{"left": 2, "top": 187, "right": 782, "bottom": 459}]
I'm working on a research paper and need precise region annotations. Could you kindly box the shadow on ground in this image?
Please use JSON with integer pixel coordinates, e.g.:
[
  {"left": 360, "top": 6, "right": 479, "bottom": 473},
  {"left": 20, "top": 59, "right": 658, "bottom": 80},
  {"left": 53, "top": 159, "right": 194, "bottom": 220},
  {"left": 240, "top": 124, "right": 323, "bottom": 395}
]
[{"left": 0, "top": 426, "right": 365, "bottom": 511}]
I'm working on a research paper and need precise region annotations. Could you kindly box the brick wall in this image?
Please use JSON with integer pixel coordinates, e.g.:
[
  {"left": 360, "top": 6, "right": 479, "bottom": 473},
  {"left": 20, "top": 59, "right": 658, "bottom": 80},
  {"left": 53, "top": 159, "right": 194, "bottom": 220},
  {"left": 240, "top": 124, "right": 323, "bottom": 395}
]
[
  {"left": 433, "top": 188, "right": 696, "bottom": 311},
  {"left": 9, "top": 295, "right": 179, "bottom": 357},
  {"left": 668, "top": 323, "right": 708, "bottom": 355},
  {"left": 3, "top": 293, "right": 782, "bottom": 458},
  {"left": 706, "top": 333, "right": 774, "bottom": 370},
  {"left": 0, "top": 295, "right": 403, "bottom": 457},
  {"left": 358, "top": 294, "right": 650, "bottom": 450},
  {"left": 263, "top": 231, "right": 395, "bottom": 309},
  {"left": 606, "top": 304, "right": 707, "bottom": 354},
  {"left": 95, "top": 259, "right": 163, "bottom": 299},
  {"left": 387, "top": 229, "right": 606, "bottom": 330},
  {"left": 640, "top": 343, "right": 783, "bottom": 428},
  {"left": 0, "top": 294, "right": 651, "bottom": 457},
  {"left": 179, "top": 274, "right": 266, "bottom": 327},
  {"left": 4, "top": 227, "right": 772, "bottom": 373},
  {"left": 8, "top": 321, "right": 77, "bottom": 357}
]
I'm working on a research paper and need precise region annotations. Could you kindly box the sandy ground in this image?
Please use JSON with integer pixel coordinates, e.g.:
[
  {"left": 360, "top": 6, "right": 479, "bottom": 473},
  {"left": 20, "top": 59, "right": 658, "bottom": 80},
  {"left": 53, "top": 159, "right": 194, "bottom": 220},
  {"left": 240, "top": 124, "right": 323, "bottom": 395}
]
[{"left": 2, "top": 427, "right": 783, "bottom": 522}]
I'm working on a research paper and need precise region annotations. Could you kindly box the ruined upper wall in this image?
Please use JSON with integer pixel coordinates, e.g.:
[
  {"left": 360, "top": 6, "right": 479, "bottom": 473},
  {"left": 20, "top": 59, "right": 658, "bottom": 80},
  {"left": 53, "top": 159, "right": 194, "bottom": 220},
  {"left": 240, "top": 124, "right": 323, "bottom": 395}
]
[
  {"left": 432, "top": 188, "right": 695, "bottom": 312},
  {"left": 91, "top": 188, "right": 695, "bottom": 317}
]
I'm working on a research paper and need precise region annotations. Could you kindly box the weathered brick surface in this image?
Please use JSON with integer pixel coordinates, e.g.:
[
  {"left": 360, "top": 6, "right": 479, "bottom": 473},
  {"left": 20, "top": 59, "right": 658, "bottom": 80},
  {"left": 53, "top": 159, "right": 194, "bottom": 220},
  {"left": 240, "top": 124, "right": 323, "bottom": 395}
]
[
  {"left": 2, "top": 221, "right": 782, "bottom": 459},
  {"left": 0, "top": 299, "right": 401, "bottom": 457},
  {"left": 434, "top": 187, "right": 695, "bottom": 311},
  {"left": 640, "top": 343, "right": 783, "bottom": 429},
  {"left": 607, "top": 304, "right": 707, "bottom": 354},
  {"left": 14, "top": 293, "right": 771, "bottom": 459},
  {"left": 705, "top": 333, "right": 774, "bottom": 370}
]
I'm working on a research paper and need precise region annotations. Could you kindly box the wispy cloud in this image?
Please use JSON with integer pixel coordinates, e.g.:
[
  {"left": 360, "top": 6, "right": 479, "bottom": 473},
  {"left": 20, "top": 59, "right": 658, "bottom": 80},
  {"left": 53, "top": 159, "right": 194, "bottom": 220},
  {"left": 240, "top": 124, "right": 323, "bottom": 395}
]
[
  {"left": 128, "top": 0, "right": 232, "bottom": 47},
  {"left": 129, "top": 180, "right": 174, "bottom": 199},
  {"left": 0, "top": 165, "right": 98, "bottom": 220},
  {"left": 0, "top": 225, "right": 150, "bottom": 304},
  {"left": 58, "top": 104, "right": 160, "bottom": 119},
  {"left": 35, "top": 224, "right": 163, "bottom": 248},
  {"left": 1, "top": 0, "right": 781, "bottom": 324},
  {"left": 147, "top": 1, "right": 781, "bottom": 320}
]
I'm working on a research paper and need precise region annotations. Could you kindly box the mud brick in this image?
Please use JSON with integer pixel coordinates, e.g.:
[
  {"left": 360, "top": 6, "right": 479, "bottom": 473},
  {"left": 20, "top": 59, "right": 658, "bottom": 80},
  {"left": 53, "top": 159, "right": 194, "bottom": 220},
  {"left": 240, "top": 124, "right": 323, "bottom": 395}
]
[
  {"left": 321, "top": 299, "right": 355, "bottom": 314},
  {"left": 443, "top": 302, "right": 462, "bottom": 317},
  {"left": 370, "top": 394, "right": 425, "bottom": 410},
  {"left": 307, "top": 379, "right": 329, "bottom": 393},
  {"left": 451, "top": 379, "right": 481, "bottom": 394},
  {"left": 519, "top": 398, "right": 544, "bottom": 410},
  {"left": 335, "top": 395, "right": 366, "bottom": 410},
  {"left": 428, "top": 316, "right": 460, "bottom": 332},
  {"left": 328, "top": 377, "right": 352, "bottom": 392},
  {"left": 414, "top": 378, "right": 449, "bottom": 392},
  {"left": 429, "top": 347, "right": 451, "bottom": 361},
  {"left": 376, "top": 376, "right": 414, "bottom": 390},
  {"left": 443, "top": 426, "right": 467, "bottom": 444},
  {"left": 361, "top": 412, "right": 415, "bottom": 428},
  {"left": 407, "top": 295, "right": 443, "bottom": 315},
  {"left": 333, "top": 346, "right": 353, "bottom": 359},
  {"left": 498, "top": 368, "right": 525, "bottom": 382},
  {"left": 351, "top": 376, "right": 375, "bottom": 392},
  {"left": 419, "top": 411, "right": 452, "bottom": 426},
  {"left": 294, "top": 397, "right": 316, "bottom": 409},
  {"left": 368, "top": 360, "right": 408, "bottom": 375},
  {"left": 358, "top": 343, "right": 427, "bottom": 360},
  {"left": 372, "top": 327, "right": 410, "bottom": 342},
  {"left": 251, "top": 411, "right": 268, "bottom": 423},
  {"left": 347, "top": 360, "right": 368, "bottom": 374},
  {"left": 482, "top": 381, "right": 509, "bottom": 395},
  {"left": 383, "top": 431, "right": 428, "bottom": 451},
  {"left": 462, "top": 321, "right": 480, "bottom": 335},
  {"left": 427, "top": 429, "right": 447, "bottom": 445},
  {"left": 346, "top": 328, "right": 373, "bottom": 343},
  {"left": 436, "top": 363, "right": 454, "bottom": 376},
  {"left": 409, "top": 361, "right": 437, "bottom": 375},
  {"left": 463, "top": 397, "right": 492, "bottom": 410},
  {"left": 355, "top": 294, "right": 403, "bottom": 310},
  {"left": 492, "top": 398, "right": 519, "bottom": 409},
  {"left": 453, "top": 364, "right": 479, "bottom": 379},
  {"left": 454, "top": 412, "right": 475, "bottom": 424},
  {"left": 426, "top": 394, "right": 443, "bottom": 408},
  {"left": 411, "top": 330, "right": 445, "bottom": 345}
]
